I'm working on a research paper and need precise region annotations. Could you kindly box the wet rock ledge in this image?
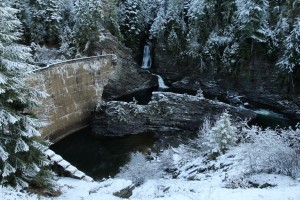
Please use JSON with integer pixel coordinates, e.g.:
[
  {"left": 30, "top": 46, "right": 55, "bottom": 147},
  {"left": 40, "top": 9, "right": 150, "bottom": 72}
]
[{"left": 91, "top": 92, "right": 256, "bottom": 136}]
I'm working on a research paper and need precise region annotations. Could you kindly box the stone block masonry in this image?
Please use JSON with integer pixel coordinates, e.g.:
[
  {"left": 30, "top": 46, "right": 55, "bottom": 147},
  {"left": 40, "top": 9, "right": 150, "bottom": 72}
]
[{"left": 29, "top": 55, "right": 117, "bottom": 142}]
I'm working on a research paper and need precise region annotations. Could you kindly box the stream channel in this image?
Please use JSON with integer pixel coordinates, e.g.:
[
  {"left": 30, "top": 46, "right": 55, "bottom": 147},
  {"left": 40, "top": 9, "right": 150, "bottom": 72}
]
[{"left": 51, "top": 44, "right": 297, "bottom": 181}]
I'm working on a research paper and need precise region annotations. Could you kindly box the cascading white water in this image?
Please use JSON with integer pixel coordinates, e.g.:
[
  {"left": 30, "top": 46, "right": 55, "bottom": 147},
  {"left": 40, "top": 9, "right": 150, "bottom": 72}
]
[
  {"left": 156, "top": 75, "right": 169, "bottom": 89},
  {"left": 141, "top": 45, "right": 152, "bottom": 69}
]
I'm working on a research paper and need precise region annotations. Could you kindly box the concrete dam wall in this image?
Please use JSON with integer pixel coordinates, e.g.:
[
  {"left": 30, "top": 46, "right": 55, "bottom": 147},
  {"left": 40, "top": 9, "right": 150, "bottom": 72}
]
[{"left": 30, "top": 55, "right": 117, "bottom": 142}]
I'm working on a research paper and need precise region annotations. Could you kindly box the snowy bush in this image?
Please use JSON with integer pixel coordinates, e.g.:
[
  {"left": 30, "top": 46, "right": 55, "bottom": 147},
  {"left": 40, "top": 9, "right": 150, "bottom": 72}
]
[
  {"left": 158, "top": 149, "right": 175, "bottom": 172},
  {"left": 281, "top": 124, "right": 300, "bottom": 153},
  {"left": 224, "top": 176, "right": 250, "bottom": 189},
  {"left": 117, "top": 152, "right": 162, "bottom": 186},
  {"left": 243, "top": 127, "right": 300, "bottom": 178},
  {"left": 202, "top": 111, "right": 237, "bottom": 154}
]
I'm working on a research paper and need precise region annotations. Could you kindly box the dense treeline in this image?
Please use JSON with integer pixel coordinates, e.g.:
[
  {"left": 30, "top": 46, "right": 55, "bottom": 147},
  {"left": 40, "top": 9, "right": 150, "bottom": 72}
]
[
  {"left": 13, "top": 0, "right": 300, "bottom": 80},
  {"left": 118, "top": 0, "right": 300, "bottom": 82},
  {"left": 15, "top": 0, "right": 300, "bottom": 90}
]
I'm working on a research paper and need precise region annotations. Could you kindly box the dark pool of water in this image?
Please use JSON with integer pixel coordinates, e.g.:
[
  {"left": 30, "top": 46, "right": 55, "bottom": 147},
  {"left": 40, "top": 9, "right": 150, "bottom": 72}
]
[
  {"left": 50, "top": 127, "right": 156, "bottom": 180},
  {"left": 51, "top": 126, "right": 196, "bottom": 180}
]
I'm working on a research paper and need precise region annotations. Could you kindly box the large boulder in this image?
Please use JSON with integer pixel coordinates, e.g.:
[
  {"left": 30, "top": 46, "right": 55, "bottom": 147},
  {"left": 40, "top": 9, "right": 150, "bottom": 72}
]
[{"left": 91, "top": 92, "right": 256, "bottom": 136}]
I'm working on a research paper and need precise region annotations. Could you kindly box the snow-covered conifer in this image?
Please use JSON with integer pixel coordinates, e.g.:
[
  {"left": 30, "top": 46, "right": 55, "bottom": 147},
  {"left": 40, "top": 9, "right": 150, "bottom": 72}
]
[
  {"left": 235, "top": 0, "right": 270, "bottom": 42},
  {"left": 276, "top": 18, "right": 300, "bottom": 73},
  {"left": 0, "top": 2, "right": 54, "bottom": 189},
  {"left": 119, "top": 0, "right": 144, "bottom": 50},
  {"left": 74, "top": 0, "right": 103, "bottom": 53},
  {"left": 203, "top": 111, "right": 237, "bottom": 154},
  {"left": 16, "top": 0, "right": 62, "bottom": 45}
]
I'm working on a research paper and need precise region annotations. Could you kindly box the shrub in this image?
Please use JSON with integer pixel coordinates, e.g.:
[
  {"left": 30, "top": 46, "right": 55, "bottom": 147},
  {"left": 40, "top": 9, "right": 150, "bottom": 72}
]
[
  {"left": 243, "top": 126, "right": 300, "bottom": 178},
  {"left": 117, "top": 152, "right": 162, "bottom": 185}
]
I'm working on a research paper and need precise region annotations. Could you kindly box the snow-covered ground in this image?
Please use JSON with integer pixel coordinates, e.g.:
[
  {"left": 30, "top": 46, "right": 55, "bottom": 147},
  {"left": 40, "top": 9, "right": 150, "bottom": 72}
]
[{"left": 1, "top": 174, "right": 299, "bottom": 200}]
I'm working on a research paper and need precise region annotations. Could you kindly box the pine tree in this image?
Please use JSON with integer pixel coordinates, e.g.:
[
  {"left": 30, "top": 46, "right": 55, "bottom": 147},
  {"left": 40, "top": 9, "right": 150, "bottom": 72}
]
[
  {"left": 277, "top": 18, "right": 300, "bottom": 73},
  {"left": 220, "top": 0, "right": 271, "bottom": 72},
  {"left": 15, "top": 0, "right": 62, "bottom": 46},
  {"left": 119, "top": 0, "right": 144, "bottom": 51},
  {"left": 0, "top": 2, "right": 54, "bottom": 189},
  {"left": 203, "top": 111, "right": 237, "bottom": 154},
  {"left": 58, "top": 0, "right": 76, "bottom": 58},
  {"left": 235, "top": 0, "right": 270, "bottom": 42},
  {"left": 102, "top": 0, "right": 122, "bottom": 39},
  {"left": 276, "top": 18, "right": 300, "bottom": 93},
  {"left": 74, "top": 0, "right": 103, "bottom": 54}
]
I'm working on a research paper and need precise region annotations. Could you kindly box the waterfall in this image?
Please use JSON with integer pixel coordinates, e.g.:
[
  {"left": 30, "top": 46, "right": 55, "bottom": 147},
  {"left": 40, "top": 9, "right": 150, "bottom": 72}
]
[
  {"left": 141, "top": 45, "right": 152, "bottom": 69},
  {"left": 156, "top": 75, "right": 169, "bottom": 89}
]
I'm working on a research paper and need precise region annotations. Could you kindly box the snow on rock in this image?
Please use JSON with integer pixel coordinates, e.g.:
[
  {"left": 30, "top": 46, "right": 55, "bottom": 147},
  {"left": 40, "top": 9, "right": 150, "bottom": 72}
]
[
  {"left": 45, "top": 149, "right": 56, "bottom": 157},
  {"left": 57, "top": 160, "right": 71, "bottom": 169},
  {"left": 73, "top": 171, "right": 85, "bottom": 179},
  {"left": 65, "top": 165, "right": 78, "bottom": 174},
  {"left": 51, "top": 154, "right": 63, "bottom": 163}
]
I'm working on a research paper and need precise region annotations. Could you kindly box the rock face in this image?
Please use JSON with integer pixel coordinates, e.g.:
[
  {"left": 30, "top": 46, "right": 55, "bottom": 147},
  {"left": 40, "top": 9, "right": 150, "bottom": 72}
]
[
  {"left": 95, "top": 31, "right": 157, "bottom": 100},
  {"left": 172, "top": 77, "right": 300, "bottom": 120},
  {"left": 91, "top": 92, "right": 256, "bottom": 136},
  {"left": 156, "top": 51, "right": 300, "bottom": 120}
]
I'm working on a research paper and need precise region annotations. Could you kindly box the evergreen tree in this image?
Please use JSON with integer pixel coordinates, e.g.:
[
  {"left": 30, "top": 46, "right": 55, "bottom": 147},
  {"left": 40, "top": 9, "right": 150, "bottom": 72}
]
[
  {"left": 221, "top": 0, "right": 271, "bottom": 72},
  {"left": 0, "top": 2, "right": 54, "bottom": 189},
  {"left": 102, "top": 0, "right": 122, "bottom": 39},
  {"left": 58, "top": 0, "right": 76, "bottom": 57},
  {"left": 119, "top": 0, "right": 144, "bottom": 51},
  {"left": 277, "top": 18, "right": 300, "bottom": 73},
  {"left": 203, "top": 111, "right": 237, "bottom": 154},
  {"left": 235, "top": 0, "right": 270, "bottom": 43},
  {"left": 74, "top": 0, "right": 103, "bottom": 54},
  {"left": 15, "top": 0, "right": 62, "bottom": 46}
]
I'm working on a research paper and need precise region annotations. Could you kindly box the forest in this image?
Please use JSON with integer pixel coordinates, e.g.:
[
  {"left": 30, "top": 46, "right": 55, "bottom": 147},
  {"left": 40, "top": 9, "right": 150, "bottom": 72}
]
[
  {"left": 1, "top": 0, "right": 300, "bottom": 199},
  {"left": 12, "top": 0, "right": 300, "bottom": 81}
]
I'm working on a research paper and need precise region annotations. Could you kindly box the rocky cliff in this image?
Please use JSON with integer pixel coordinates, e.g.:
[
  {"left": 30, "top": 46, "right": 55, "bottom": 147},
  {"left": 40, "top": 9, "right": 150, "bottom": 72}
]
[
  {"left": 95, "top": 31, "right": 157, "bottom": 100},
  {"left": 91, "top": 92, "right": 256, "bottom": 136},
  {"left": 155, "top": 52, "right": 300, "bottom": 120}
]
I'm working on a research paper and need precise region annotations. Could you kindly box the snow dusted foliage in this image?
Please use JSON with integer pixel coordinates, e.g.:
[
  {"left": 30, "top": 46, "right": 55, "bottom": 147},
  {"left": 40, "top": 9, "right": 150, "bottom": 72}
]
[
  {"left": 119, "top": 0, "right": 145, "bottom": 50},
  {"left": 117, "top": 152, "right": 162, "bottom": 186},
  {"left": 204, "top": 31, "right": 232, "bottom": 66},
  {"left": 74, "top": 0, "right": 103, "bottom": 53},
  {"left": 276, "top": 18, "right": 300, "bottom": 73},
  {"left": 235, "top": 0, "right": 270, "bottom": 42},
  {"left": 150, "top": 0, "right": 188, "bottom": 39},
  {"left": 101, "top": 1, "right": 122, "bottom": 39},
  {"left": 15, "top": 0, "right": 63, "bottom": 45},
  {"left": 187, "top": 0, "right": 205, "bottom": 21},
  {"left": 58, "top": 0, "right": 76, "bottom": 57},
  {"left": 149, "top": 7, "right": 166, "bottom": 39},
  {"left": 242, "top": 126, "right": 300, "bottom": 178},
  {"left": 183, "top": 29, "right": 204, "bottom": 66},
  {"left": 202, "top": 111, "right": 237, "bottom": 154},
  {"left": 0, "top": 2, "right": 54, "bottom": 189}
]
